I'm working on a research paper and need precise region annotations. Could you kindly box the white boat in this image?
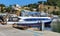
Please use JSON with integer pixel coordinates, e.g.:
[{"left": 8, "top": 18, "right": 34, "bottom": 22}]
[
  {"left": 7, "top": 11, "right": 52, "bottom": 27},
  {"left": 7, "top": 16, "right": 52, "bottom": 27}
]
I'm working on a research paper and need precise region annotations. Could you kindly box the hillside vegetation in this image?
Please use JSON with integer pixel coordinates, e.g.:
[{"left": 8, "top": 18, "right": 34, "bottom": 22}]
[
  {"left": 23, "top": 0, "right": 60, "bottom": 15},
  {"left": 47, "top": 0, "right": 60, "bottom": 7},
  {"left": 0, "top": 0, "right": 60, "bottom": 15}
]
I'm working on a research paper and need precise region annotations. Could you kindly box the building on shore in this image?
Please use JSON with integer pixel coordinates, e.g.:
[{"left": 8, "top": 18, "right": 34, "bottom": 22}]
[{"left": 12, "top": 4, "right": 22, "bottom": 16}]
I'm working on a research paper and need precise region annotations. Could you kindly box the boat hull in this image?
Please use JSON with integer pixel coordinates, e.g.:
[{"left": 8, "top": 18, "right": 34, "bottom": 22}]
[{"left": 17, "top": 21, "right": 51, "bottom": 27}]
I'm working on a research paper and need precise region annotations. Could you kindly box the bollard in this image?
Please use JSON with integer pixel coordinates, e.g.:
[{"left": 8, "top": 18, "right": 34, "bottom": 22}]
[
  {"left": 42, "top": 21, "right": 45, "bottom": 31},
  {"left": 39, "top": 21, "right": 45, "bottom": 31}
]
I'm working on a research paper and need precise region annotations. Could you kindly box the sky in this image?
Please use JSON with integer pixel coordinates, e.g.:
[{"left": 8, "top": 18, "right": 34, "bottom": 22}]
[{"left": 0, "top": 0, "right": 47, "bottom": 6}]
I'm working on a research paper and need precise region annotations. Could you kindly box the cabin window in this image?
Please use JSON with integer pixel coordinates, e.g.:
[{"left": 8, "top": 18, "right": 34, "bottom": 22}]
[{"left": 8, "top": 17, "right": 19, "bottom": 22}]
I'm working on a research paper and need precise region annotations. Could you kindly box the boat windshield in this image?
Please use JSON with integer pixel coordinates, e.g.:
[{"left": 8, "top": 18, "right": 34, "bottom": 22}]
[{"left": 21, "top": 11, "right": 48, "bottom": 17}]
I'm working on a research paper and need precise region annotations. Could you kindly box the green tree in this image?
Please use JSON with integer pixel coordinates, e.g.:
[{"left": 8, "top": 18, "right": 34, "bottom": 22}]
[
  {"left": 38, "top": 1, "right": 42, "bottom": 4},
  {"left": 6, "top": 5, "right": 12, "bottom": 13},
  {"left": 51, "top": 11, "right": 60, "bottom": 15},
  {"left": 0, "top": 4, "right": 5, "bottom": 7},
  {"left": 24, "top": 3, "right": 38, "bottom": 11},
  {"left": 0, "top": 4, "right": 6, "bottom": 13},
  {"left": 47, "top": 0, "right": 60, "bottom": 7}
]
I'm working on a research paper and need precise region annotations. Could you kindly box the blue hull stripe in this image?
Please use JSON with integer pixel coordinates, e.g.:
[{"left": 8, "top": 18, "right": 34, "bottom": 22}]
[{"left": 17, "top": 21, "right": 51, "bottom": 27}]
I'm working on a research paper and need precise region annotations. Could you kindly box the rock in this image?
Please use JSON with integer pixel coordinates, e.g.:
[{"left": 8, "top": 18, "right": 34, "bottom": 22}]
[{"left": 28, "top": 28, "right": 40, "bottom": 31}]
